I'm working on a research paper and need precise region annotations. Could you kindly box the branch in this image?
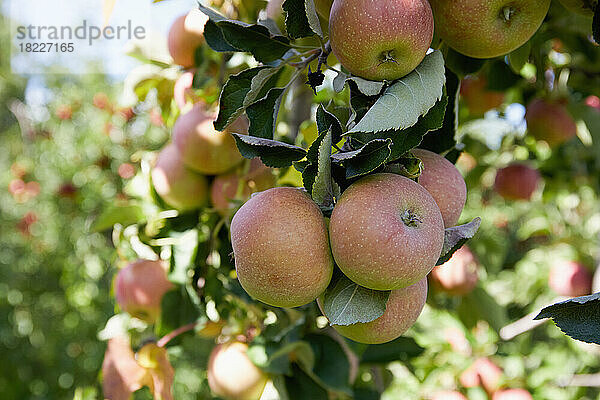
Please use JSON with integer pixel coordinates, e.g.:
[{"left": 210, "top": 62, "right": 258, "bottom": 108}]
[
  {"left": 157, "top": 322, "right": 197, "bottom": 348},
  {"left": 499, "top": 296, "right": 569, "bottom": 341}
]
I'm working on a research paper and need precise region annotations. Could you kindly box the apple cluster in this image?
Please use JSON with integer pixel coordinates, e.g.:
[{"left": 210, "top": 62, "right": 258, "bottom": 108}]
[
  {"left": 231, "top": 149, "right": 469, "bottom": 344},
  {"left": 326, "top": 0, "right": 553, "bottom": 82}
]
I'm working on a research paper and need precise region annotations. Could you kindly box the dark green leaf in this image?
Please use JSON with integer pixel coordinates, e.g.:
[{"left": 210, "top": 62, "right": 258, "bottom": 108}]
[
  {"left": 486, "top": 60, "right": 520, "bottom": 91},
  {"left": 246, "top": 87, "right": 285, "bottom": 139},
  {"left": 457, "top": 286, "right": 508, "bottom": 332},
  {"left": 282, "top": 0, "right": 316, "bottom": 39},
  {"left": 333, "top": 72, "right": 386, "bottom": 96},
  {"left": 534, "top": 293, "right": 600, "bottom": 344},
  {"left": 284, "top": 364, "right": 328, "bottom": 400},
  {"left": 508, "top": 42, "right": 531, "bottom": 74},
  {"left": 360, "top": 336, "right": 425, "bottom": 364},
  {"left": 321, "top": 272, "right": 390, "bottom": 326},
  {"left": 331, "top": 139, "right": 392, "bottom": 179},
  {"left": 203, "top": 20, "right": 240, "bottom": 52},
  {"left": 310, "top": 129, "right": 340, "bottom": 207},
  {"left": 218, "top": 21, "right": 292, "bottom": 63},
  {"left": 316, "top": 104, "right": 344, "bottom": 144},
  {"left": 594, "top": 6, "right": 600, "bottom": 44},
  {"left": 444, "top": 46, "right": 486, "bottom": 78},
  {"left": 305, "top": 334, "right": 351, "bottom": 394},
  {"left": 437, "top": 218, "right": 481, "bottom": 265},
  {"left": 232, "top": 133, "right": 307, "bottom": 167},
  {"left": 157, "top": 287, "right": 200, "bottom": 337},
  {"left": 420, "top": 69, "right": 459, "bottom": 154}
]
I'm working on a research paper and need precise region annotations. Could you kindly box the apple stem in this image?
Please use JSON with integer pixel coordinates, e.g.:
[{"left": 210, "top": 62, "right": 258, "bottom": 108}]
[
  {"left": 401, "top": 209, "right": 422, "bottom": 227},
  {"left": 501, "top": 6, "right": 515, "bottom": 23}
]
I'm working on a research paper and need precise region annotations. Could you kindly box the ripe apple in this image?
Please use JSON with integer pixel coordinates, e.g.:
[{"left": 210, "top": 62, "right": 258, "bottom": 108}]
[
  {"left": 329, "top": 173, "right": 444, "bottom": 290},
  {"left": 549, "top": 261, "right": 593, "bottom": 297},
  {"left": 151, "top": 144, "right": 209, "bottom": 211},
  {"left": 115, "top": 259, "right": 174, "bottom": 323},
  {"left": 460, "top": 357, "right": 503, "bottom": 394},
  {"left": 210, "top": 159, "right": 276, "bottom": 215},
  {"left": 207, "top": 342, "right": 268, "bottom": 400},
  {"left": 558, "top": 0, "right": 597, "bottom": 16},
  {"left": 413, "top": 148, "right": 467, "bottom": 227},
  {"left": 430, "top": 246, "right": 478, "bottom": 296},
  {"left": 168, "top": 9, "right": 208, "bottom": 68},
  {"left": 585, "top": 95, "right": 600, "bottom": 111},
  {"left": 231, "top": 187, "right": 334, "bottom": 308},
  {"left": 493, "top": 163, "right": 540, "bottom": 201},
  {"left": 172, "top": 103, "right": 246, "bottom": 175},
  {"left": 328, "top": 0, "right": 433, "bottom": 81},
  {"left": 321, "top": 277, "right": 427, "bottom": 344},
  {"left": 432, "top": 391, "right": 468, "bottom": 400},
  {"left": 460, "top": 76, "right": 505, "bottom": 116},
  {"left": 492, "top": 388, "right": 533, "bottom": 400},
  {"left": 428, "top": 0, "right": 551, "bottom": 58},
  {"left": 525, "top": 98, "right": 577, "bottom": 147},
  {"left": 56, "top": 104, "right": 73, "bottom": 120}
]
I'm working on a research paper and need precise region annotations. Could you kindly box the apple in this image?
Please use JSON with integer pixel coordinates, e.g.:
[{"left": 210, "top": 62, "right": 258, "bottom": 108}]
[
  {"left": 428, "top": 0, "right": 551, "bottom": 58},
  {"left": 329, "top": 173, "right": 444, "bottom": 290},
  {"left": 55, "top": 104, "right": 73, "bottom": 120},
  {"left": 558, "top": 0, "right": 597, "bottom": 16},
  {"left": 549, "top": 261, "right": 593, "bottom": 297},
  {"left": 174, "top": 71, "right": 201, "bottom": 110},
  {"left": 102, "top": 336, "right": 148, "bottom": 399},
  {"left": 493, "top": 163, "right": 540, "bottom": 201},
  {"left": 328, "top": 0, "right": 433, "bottom": 81},
  {"left": 207, "top": 342, "right": 268, "bottom": 400},
  {"left": 172, "top": 103, "right": 246, "bottom": 175},
  {"left": 210, "top": 159, "right": 276, "bottom": 215},
  {"left": 460, "top": 357, "right": 503, "bottom": 394},
  {"left": 93, "top": 92, "right": 111, "bottom": 111},
  {"left": 430, "top": 246, "right": 478, "bottom": 296},
  {"left": 115, "top": 259, "right": 174, "bottom": 323},
  {"left": 525, "top": 98, "right": 577, "bottom": 147},
  {"left": 585, "top": 95, "right": 600, "bottom": 111},
  {"left": 460, "top": 76, "right": 505, "bottom": 116},
  {"left": 413, "top": 148, "right": 467, "bottom": 227},
  {"left": 492, "top": 388, "right": 533, "bottom": 400},
  {"left": 432, "top": 391, "right": 468, "bottom": 400},
  {"left": 322, "top": 277, "right": 427, "bottom": 344},
  {"left": 151, "top": 144, "right": 209, "bottom": 211},
  {"left": 167, "top": 9, "right": 208, "bottom": 68},
  {"left": 231, "top": 187, "right": 334, "bottom": 308}
]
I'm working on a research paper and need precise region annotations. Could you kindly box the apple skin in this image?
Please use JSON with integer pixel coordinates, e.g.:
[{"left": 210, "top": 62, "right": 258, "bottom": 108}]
[
  {"left": 492, "top": 388, "right": 533, "bottom": 400},
  {"left": 320, "top": 277, "right": 427, "bottom": 344},
  {"left": 173, "top": 103, "right": 246, "bottom": 175},
  {"left": 460, "top": 357, "right": 503, "bottom": 394},
  {"left": 210, "top": 159, "right": 276, "bottom": 216},
  {"left": 432, "top": 391, "right": 468, "bottom": 400},
  {"left": 460, "top": 76, "right": 505, "bottom": 116},
  {"left": 168, "top": 10, "right": 208, "bottom": 68},
  {"left": 329, "top": 173, "right": 444, "bottom": 291},
  {"left": 207, "top": 342, "right": 268, "bottom": 400},
  {"left": 328, "top": 0, "right": 433, "bottom": 81},
  {"left": 231, "top": 187, "right": 334, "bottom": 308},
  {"left": 493, "top": 163, "right": 540, "bottom": 201},
  {"left": 549, "top": 261, "right": 593, "bottom": 297},
  {"left": 428, "top": 0, "right": 551, "bottom": 58},
  {"left": 115, "top": 260, "right": 174, "bottom": 323},
  {"left": 151, "top": 144, "right": 209, "bottom": 211},
  {"left": 558, "top": 0, "right": 597, "bottom": 16},
  {"left": 430, "top": 246, "right": 478, "bottom": 296},
  {"left": 525, "top": 98, "right": 577, "bottom": 147},
  {"left": 413, "top": 148, "right": 467, "bottom": 227}
]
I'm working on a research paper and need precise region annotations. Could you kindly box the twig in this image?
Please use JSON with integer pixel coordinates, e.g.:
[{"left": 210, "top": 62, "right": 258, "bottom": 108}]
[
  {"left": 499, "top": 296, "right": 569, "bottom": 341},
  {"left": 157, "top": 322, "right": 197, "bottom": 348}
]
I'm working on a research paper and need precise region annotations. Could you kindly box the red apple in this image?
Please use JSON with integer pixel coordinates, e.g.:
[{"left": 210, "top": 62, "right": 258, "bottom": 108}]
[
  {"left": 461, "top": 357, "right": 503, "bottom": 394},
  {"left": 168, "top": 10, "right": 208, "bottom": 68},
  {"left": 492, "top": 388, "right": 533, "bottom": 400},
  {"left": 430, "top": 246, "right": 478, "bottom": 296},
  {"left": 460, "top": 76, "right": 505, "bottom": 116},
  {"left": 549, "top": 261, "right": 592, "bottom": 297},
  {"left": 525, "top": 98, "right": 577, "bottom": 147},
  {"left": 494, "top": 163, "right": 540, "bottom": 201}
]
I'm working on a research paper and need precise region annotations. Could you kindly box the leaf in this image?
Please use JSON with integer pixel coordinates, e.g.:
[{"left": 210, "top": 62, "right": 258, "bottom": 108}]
[
  {"left": 203, "top": 20, "right": 240, "bottom": 52},
  {"left": 594, "top": 6, "right": 600, "bottom": 44},
  {"left": 136, "top": 344, "right": 175, "bottom": 400},
  {"left": 333, "top": 72, "right": 386, "bottom": 96},
  {"left": 443, "top": 46, "right": 486, "bottom": 78},
  {"left": 348, "top": 51, "right": 446, "bottom": 134},
  {"left": 436, "top": 218, "right": 481, "bottom": 266},
  {"left": 321, "top": 272, "right": 391, "bottom": 326},
  {"left": 360, "top": 336, "right": 425, "bottom": 364},
  {"left": 157, "top": 287, "right": 199, "bottom": 337},
  {"left": 486, "top": 60, "right": 520, "bottom": 91},
  {"left": 305, "top": 334, "right": 351, "bottom": 394},
  {"left": 457, "top": 286, "right": 508, "bottom": 332},
  {"left": 508, "top": 42, "right": 531, "bottom": 74},
  {"left": 311, "top": 129, "right": 341, "bottom": 206},
  {"left": 305, "top": 0, "right": 324, "bottom": 38},
  {"left": 92, "top": 204, "right": 145, "bottom": 232},
  {"left": 232, "top": 134, "right": 307, "bottom": 167},
  {"left": 282, "top": 0, "right": 317, "bottom": 39},
  {"left": 534, "top": 293, "right": 600, "bottom": 344},
  {"left": 316, "top": 105, "right": 344, "bottom": 144},
  {"left": 169, "top": 229, "right": 198, "bottom": 285},
  {"left": 102, "top": 336, "right": 150, "bottom": 400},
  {"left": 284, "top": 364, "right": 329, "bottom": 400},
  {"left": 248, "top": 341, "right": 314, "bottom": 374},
  {"left": 246, "top": 87, "right": 285, "bottom": 139},
  {"left": 331, "top": 139, "right": 392, "bottom": 179}
]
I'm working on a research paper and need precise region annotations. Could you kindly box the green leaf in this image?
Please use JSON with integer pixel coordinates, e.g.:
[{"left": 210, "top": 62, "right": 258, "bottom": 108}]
[
  {"left": 332, "top": 72, "right": 386, "bottom": 96},
  {"left": 486, "top": 60, "right": 520, "bottom": 91},
  {"left": 169, "top": 229, "right": 198, "bottom": 285},
  {"left": 321, "top": 272, "right": 390, "bottom": 326},
  {"left": 316, "top": 105, "right": 344, "bottom": 144},
  {"left": 157, "top": 287, "right": 199, "bottom": 337},
  {"left": 203, "top": 20, "right": 240, "bottom": 52},
  {"left": 348, "top": 82, "right": 379, "bottom": 126},
  {"left": 360, "top": 336, "right": 425, "bottom": 364},
  {"left": 331, "top": 139, "right": 392, "bottom": 179},
  {"left": 92, "top": 204, "right": 145, "bottom": 232},
  {"left": 305, "top": 0, "right": 324, "bottom": 38},
  {"left": 534, "top": 293, "right": 600, "bottom": 344},
  {"left": 248, "top": 341, "right": 314, "bottom": 374},
  {"left": 218, "top": 22, "right": 292, "bottom": 63},
  {"left": 349, "top": 51, "right": 446, "bottom": 134},
  {"left": 282, "top": 0, "right": 317, "bottom": 39},
  {"left": 284, "top": 364, "right": 329, "bottom": 400},
  {"left": 508, "top": 42, "right": 531, "bottom": 74},
  {"left": 443, "top": 46, "right": 486, "bottom": 78},
  {"left": 420, "top": 69, "right": 459, "bottom": 154},
  {"left": 457, "top": 286, "right": 508, "bottom": 332},
  {"left": 246, "top": 87, "right": 285, "bottom": 139},
  {"left": 231, "top": 134, "right": 307, "bottom": 167},
  {"left": 593, "top": 6, "right": 600, "bottom": 44},
  {"left": 311, "top": 129, "right": 341, "bottom": 206},
  {"left": 436, "top": 218, "right": 481, "bottom": 266},
  {"left": 305, "top": 334, "right": 351, "bottom": 394},
  {"left": 214, "top": 67, "right": 268, "bottom": 131}
]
